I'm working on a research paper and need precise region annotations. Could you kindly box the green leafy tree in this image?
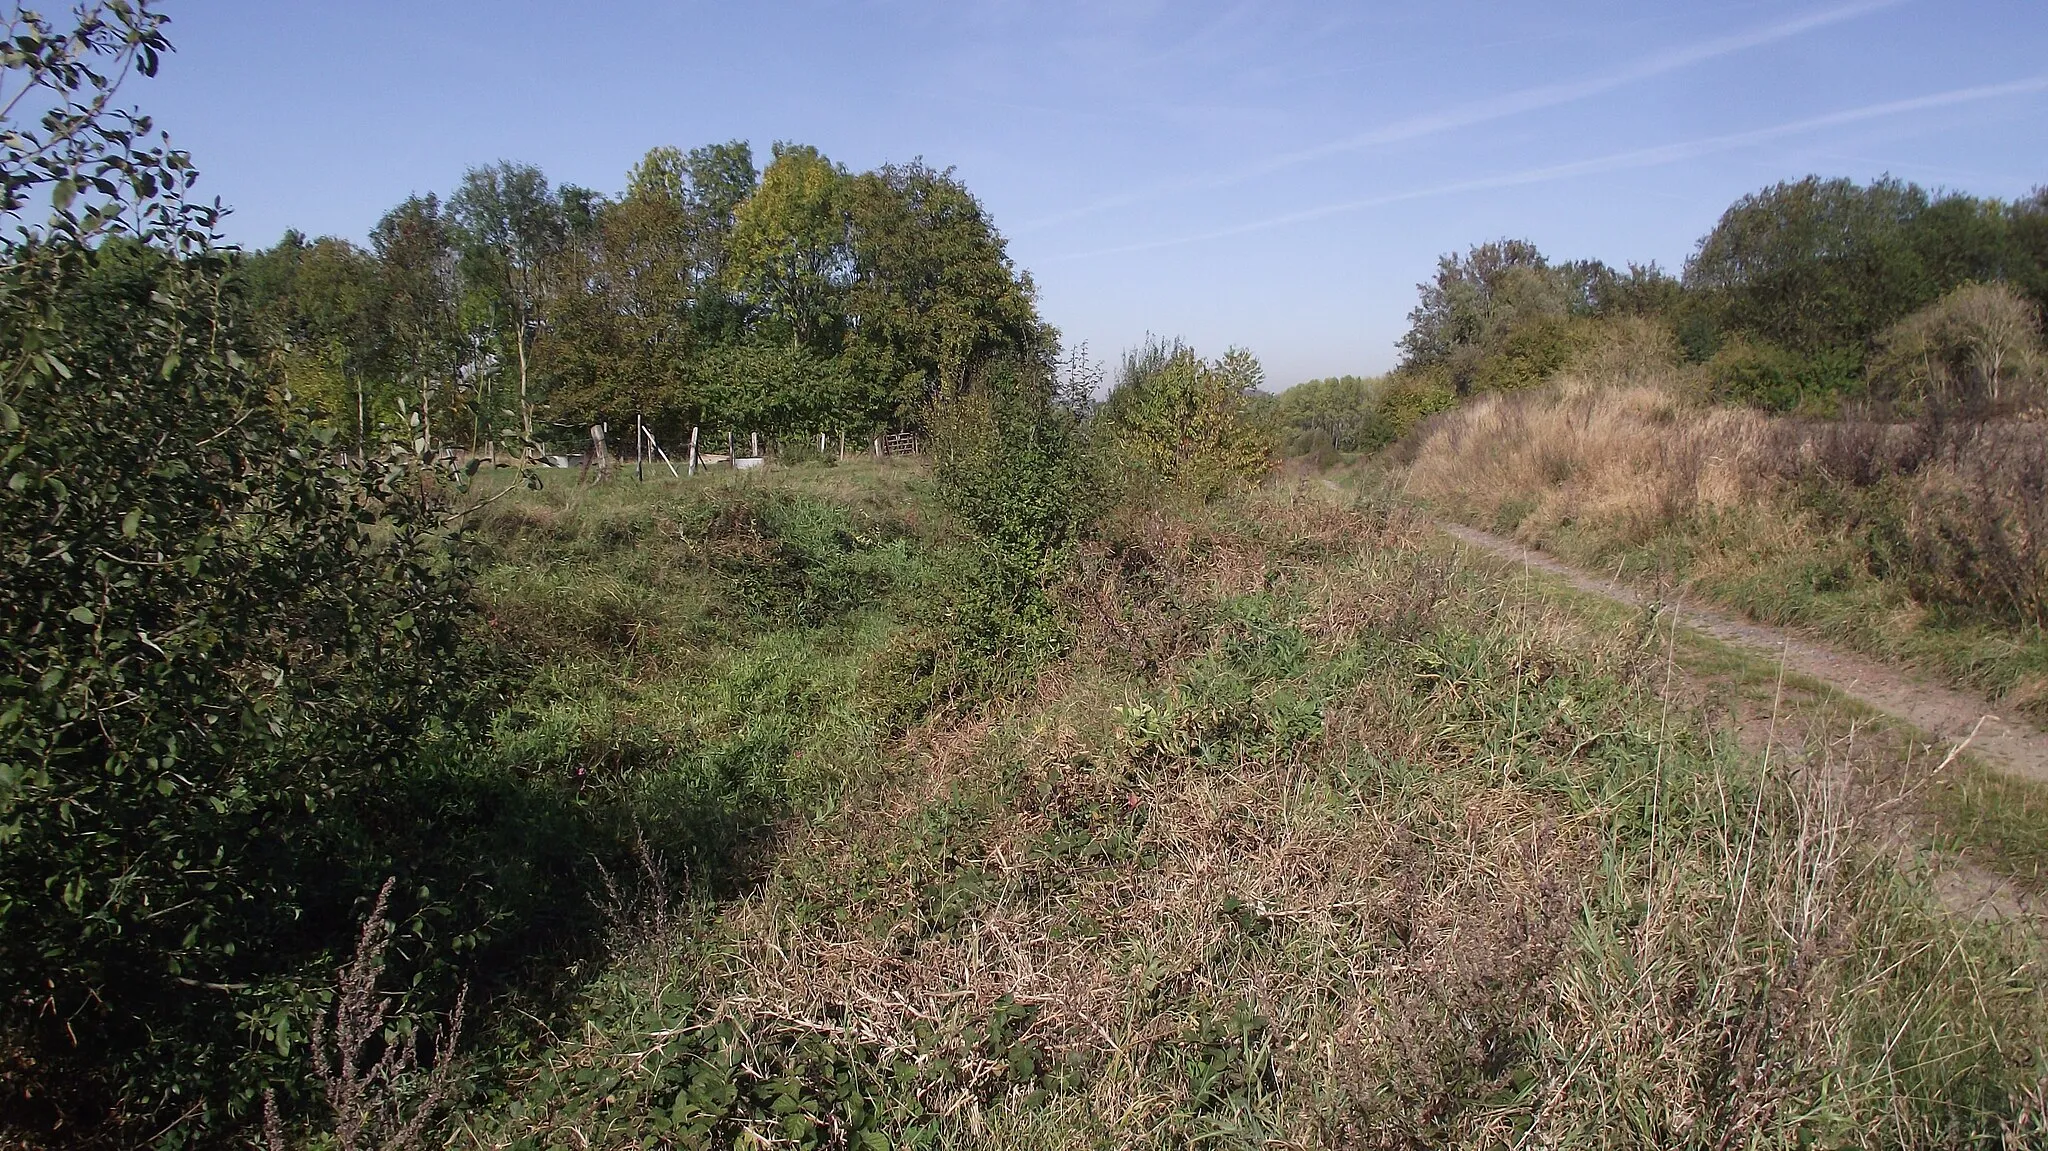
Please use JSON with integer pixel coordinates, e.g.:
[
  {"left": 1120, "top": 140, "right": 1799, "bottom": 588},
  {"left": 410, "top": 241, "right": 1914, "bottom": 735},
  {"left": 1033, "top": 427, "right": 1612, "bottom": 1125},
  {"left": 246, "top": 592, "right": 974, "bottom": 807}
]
[
  {"left": 842, "top": 162, "right": 1050, "bottom": 418},
  {"left": 695, "top": 340, "right": 866, "bottom": 436},
  {"left": 1907, "top": 191, "right": 2019, "bottom": 290},
  {"left": 2008, "top": 187, "right": 2048, "bottom": 320},
  {"left": 538, "top": 143, "right": 764, "bottom": 441},
  {"left": 450, "top": 160, "right": 567, "bottom": 438},
  {"left": 239, "top": 230, "right": 393, "bottom": 451},
  {"left": 725, "top": 143, "right": 852, "bottom": 352},
  {"left": 1586, "top": 260, "right": 1683, "bottom": 318},
  {"left": 0, "top": 5, "right": 484, "bottom": 1138},
  {"left": 1684, "top": 176, "right": 1935, "bottom": 355},
  {"left": 537, "top": 159, "right": 697, "bottom": 438},
  {"left": 628, "top": 141, "right": 757, "bottom": 333},
  {"left": 1270, "top": 374, "right": 1386, "bottom": 453},
  {"left": 1398, "top": 240, "right": 1596, "bottom": 393},
  {"left": 1399, "top": 240, "right": 1553, "bottom": 366},
  {"left": 370, "top": 193, "right": 465, "bottom": 445}
]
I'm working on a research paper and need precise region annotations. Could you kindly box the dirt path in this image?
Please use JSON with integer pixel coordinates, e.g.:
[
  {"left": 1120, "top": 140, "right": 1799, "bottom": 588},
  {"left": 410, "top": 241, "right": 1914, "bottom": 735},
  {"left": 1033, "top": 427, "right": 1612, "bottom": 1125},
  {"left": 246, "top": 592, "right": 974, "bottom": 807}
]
[{"left": 1432, "top": 520, "right": 2048, "bottom": 785}]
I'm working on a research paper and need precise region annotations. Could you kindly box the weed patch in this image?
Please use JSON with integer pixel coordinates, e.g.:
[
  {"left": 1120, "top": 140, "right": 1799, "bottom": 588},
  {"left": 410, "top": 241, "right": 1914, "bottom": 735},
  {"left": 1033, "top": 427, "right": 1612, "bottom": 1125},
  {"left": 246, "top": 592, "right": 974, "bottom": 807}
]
[{"left": 462, "top": 477, "right": 2048, "bottom": 1149}]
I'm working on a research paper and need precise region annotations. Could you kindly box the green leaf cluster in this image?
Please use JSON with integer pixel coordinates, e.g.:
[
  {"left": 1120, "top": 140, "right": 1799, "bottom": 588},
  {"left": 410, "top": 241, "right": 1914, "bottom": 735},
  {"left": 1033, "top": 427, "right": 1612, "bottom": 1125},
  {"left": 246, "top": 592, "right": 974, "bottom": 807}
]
[
  {"left": 1094, "top": 338, "right": 1274, "bottom": 502},
  {"left": 0, "top": 7, "right": 612, "bottom": 1141}
]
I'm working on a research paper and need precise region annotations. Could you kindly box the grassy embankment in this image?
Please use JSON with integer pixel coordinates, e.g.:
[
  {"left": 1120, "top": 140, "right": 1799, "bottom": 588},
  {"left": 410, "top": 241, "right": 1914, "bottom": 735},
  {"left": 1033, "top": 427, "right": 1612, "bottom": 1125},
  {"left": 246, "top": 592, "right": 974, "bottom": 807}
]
[
  {"left": 1398, "top": 325, "right": 2048, "bottom": 726},
  {"left": 449, "top": 457, "right": 2045, "bottom": 1148}
]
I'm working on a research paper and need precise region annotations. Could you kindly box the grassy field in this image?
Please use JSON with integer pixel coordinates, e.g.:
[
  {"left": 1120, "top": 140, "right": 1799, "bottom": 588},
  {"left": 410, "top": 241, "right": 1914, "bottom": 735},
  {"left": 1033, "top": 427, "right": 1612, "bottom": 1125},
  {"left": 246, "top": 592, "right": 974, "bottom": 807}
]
[{"left": 444, "top": 460, "right": 2047, "bottom": 1149}]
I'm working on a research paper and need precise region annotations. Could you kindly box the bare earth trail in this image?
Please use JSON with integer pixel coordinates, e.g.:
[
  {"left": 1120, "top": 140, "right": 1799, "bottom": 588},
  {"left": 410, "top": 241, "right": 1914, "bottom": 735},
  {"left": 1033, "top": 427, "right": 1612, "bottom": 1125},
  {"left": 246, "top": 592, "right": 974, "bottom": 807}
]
[{"left": 1429, "top": 519, "right": 2048, "bottom": 786}]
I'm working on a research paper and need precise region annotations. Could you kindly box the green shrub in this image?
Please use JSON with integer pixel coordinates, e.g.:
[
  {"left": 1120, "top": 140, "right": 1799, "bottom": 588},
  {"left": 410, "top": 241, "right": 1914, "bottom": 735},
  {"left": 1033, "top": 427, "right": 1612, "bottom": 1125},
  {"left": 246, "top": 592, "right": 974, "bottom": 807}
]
[
  {"left": 1373, "top": 371, "right": 1460, "bottom": 448},
  {"left": 1094, "top": 341, "right": 1273, "bottom": 503},
  {"left": 1868, "top": 280, "right": 2047, "bottom": 415},
  {"left": 1704, "top": 339, "right": 1864, "bottom": 413},
  {"left": 929, "top": 358, "right": 1097, "bottom": 676},
  {"left": 0, "top": 202, "right": 433, "bottom": 1138},
  {"left": 1470, "top": 315, "right": 1598, "bottom": 393},
  {"left": 0, "top": 13, "right": 606, "bottom": 1140}
]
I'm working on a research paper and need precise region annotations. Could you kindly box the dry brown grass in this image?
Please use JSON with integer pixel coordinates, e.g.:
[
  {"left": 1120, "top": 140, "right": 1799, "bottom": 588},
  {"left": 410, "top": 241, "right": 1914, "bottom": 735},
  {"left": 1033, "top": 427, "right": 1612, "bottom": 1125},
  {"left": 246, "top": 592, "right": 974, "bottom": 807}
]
[
  {"left": 1403, "top": 338, "right": 2048, "bottom": 718},
  {"left": 1405, "top": 379, "right": 1776, "bottom": 546}
]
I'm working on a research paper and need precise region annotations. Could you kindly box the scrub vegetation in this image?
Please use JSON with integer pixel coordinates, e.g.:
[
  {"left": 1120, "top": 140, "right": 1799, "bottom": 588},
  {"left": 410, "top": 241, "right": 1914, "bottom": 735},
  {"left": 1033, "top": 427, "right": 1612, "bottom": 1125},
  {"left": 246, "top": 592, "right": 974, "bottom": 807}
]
[
  {"left": 448, "top": 473, "right": 2048, "bottom": 1151},
  {"left": 8, "top": 5, "right": 2048, "bottom": 1150},
  {"left": 1366, "top": 184, "right": 2048, "bottom": 723}
]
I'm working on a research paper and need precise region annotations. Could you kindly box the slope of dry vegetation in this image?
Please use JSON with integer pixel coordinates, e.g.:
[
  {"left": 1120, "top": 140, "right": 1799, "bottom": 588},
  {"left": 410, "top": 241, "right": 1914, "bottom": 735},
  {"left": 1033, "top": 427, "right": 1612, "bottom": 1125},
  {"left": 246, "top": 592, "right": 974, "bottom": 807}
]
[
  {"left": 1402, "top": 322, "right": 2048, "bottom": 723},
  {"left": 457, "top": 475, "right": 2048, "bottom": 1149}
]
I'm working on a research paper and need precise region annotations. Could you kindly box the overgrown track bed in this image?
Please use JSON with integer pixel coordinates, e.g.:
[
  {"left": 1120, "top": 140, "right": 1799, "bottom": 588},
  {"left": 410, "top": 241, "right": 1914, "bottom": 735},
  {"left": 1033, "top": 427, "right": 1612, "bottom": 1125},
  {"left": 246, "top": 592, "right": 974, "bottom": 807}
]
[{"left": 463, "top": 476, "right": 2048, "bottom": 1150}]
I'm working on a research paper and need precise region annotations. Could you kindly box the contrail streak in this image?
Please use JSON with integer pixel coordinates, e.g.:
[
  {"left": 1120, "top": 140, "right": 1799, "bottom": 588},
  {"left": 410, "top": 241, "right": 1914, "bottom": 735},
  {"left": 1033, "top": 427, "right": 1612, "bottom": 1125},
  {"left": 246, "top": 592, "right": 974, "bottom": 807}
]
[
  {"left": 1047, "top": 75, "right": 2048, "bottom": 262},
  {"left": 1021, "top": 0, "right": 1904, "bottom": 232}
]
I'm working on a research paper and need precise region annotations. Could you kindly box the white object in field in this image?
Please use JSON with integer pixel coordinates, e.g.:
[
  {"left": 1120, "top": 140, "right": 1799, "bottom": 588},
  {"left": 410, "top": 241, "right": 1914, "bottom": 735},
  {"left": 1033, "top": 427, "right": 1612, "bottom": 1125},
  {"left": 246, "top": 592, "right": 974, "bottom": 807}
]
[
  {"left": 734, "top": 456, "right": 766, "bottom": 471},
  {"left": 641, "top": 426, "right": 679, "bottom": 477}
]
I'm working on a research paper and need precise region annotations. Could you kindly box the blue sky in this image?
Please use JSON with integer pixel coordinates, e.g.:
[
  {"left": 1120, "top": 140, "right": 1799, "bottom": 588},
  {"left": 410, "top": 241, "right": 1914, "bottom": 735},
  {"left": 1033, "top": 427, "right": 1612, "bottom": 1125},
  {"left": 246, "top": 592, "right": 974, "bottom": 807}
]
[{"left": 144, "top": 0, "right": 2047, "bottom": 385}]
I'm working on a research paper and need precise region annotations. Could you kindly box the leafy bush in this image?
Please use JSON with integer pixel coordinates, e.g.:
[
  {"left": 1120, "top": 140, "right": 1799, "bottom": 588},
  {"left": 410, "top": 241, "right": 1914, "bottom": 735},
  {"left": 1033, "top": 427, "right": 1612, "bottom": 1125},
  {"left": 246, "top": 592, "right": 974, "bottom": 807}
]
[
  {"left": 1093, "top": 340, "right": 1272, "bottom": 502},
  {"left": 1772, "top": 420, "right": 2048, "bottom": 631},
  {"left": 925, "top": 360, "right": 1096, "bottom": 688},
  {"left": 1372, "top": 371, "right": 1460, "bottom": 450},
  {"left": 1900, "top": 435, "right": 2048, "bottom": 629},
  {"left": 1703, "top": 338, "right": 1863, "bottom": 413},
  {"left": 1869, "top": 280, "right": 2046, "bottom": 415},
  {"left": 0, "top": 9, "right": 568, "bottom": 1140},
  {"left": 1468, "top": 314, "right": 1598, "bottom": 393}
]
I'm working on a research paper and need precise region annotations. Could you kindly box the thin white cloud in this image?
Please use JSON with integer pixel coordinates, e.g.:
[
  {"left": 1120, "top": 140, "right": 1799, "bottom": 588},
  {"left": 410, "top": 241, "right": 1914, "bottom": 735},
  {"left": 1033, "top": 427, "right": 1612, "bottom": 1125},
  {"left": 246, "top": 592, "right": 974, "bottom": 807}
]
[
  {"left": 1021, "top": 0, "right": 1905, "bottom": 231},
  {"left": 1047, "top": 75, "right": 2048, "bottom": 262}
]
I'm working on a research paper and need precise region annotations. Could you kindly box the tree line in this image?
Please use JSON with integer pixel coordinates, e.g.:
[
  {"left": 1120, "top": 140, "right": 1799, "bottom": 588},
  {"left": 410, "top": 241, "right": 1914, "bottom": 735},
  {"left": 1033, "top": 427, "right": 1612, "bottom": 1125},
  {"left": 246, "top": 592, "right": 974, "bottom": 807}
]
[
  {"left": 1271, "top": 175, "right": 2048, "bottom": 455},
  {"left": 237, "top": 142, "right": 1049, "bottom": 455}
]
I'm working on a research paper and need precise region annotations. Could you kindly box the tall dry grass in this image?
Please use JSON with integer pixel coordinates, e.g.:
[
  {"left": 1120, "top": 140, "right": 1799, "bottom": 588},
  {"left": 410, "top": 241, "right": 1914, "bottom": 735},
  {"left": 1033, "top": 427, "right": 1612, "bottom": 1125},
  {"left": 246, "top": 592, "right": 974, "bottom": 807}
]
[
  {"left": 1403, "top": 324, "right": 2048, "bottom": 716},
  {"left": 1405, "top": 380, "right": 1776, "bottom": 545}
]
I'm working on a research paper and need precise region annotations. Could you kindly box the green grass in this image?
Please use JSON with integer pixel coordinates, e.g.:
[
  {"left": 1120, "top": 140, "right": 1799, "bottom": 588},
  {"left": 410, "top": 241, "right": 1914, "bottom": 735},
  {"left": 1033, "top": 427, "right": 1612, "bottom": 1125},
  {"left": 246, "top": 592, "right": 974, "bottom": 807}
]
[
  {"left": 466, "top": 459, "right": 949, "bottom": 887},
  {"left": 449, "top": 472, "right": 2048, "bottom": 1149}
]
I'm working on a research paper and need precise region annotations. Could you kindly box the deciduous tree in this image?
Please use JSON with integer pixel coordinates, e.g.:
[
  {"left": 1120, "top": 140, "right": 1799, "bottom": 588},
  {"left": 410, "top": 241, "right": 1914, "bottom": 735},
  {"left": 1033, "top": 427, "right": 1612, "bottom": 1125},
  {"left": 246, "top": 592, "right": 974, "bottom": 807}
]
[
  {"left": 726, "top": 143, "right": 852, "bottom": 352},
  {"left": 450, "top": 160, "right": 568, "bottom": 438},
  {"left": 371, "top": 193, "right": 465, "bottom": 444}
]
